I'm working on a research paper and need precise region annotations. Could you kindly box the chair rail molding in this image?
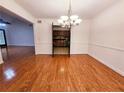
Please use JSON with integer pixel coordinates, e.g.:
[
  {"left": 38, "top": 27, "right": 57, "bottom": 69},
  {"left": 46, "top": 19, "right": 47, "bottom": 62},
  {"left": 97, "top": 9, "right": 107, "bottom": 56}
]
[{"left": 89, "top": 43, "right": 124, "bottom": 52}]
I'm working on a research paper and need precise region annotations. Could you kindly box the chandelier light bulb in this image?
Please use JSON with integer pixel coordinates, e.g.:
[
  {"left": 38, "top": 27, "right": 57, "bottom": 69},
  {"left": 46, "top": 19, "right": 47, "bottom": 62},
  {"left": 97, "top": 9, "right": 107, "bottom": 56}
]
[
  {"left": 58, "top": 19, "right": 63, "bottom": 24},
  {"left": 75, "top": 19, "right": 82, "bottom": 24},
  {"left": 60, "top": 16, "right": 69, "bottom": 21},
  {"left": 70, "top": 15, "right": 79, "bottom": 20},
  {"left": 0, "top": 23, "right": 6, "bottom": 27},
  {"left": 58, "top": 0, "right": 82, "bottom": 28}
]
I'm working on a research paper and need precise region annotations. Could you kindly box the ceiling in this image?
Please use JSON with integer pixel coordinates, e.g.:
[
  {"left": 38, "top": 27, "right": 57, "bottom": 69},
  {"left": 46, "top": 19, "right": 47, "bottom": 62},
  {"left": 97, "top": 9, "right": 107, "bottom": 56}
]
[
  {"left": 0, "top": 7, "right": 32, "bottom": 24},
  {"left": 15, "top": 0, "right": 120, "bottom": 19}
]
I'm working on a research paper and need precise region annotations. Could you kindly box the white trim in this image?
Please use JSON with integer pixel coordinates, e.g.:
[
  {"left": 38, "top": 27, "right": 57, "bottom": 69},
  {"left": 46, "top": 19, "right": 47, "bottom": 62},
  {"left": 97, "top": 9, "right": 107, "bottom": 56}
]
[
  {"left": 89, "top": 53, "right": 124, "bottom": 76},
  {"left": 89, "top": 43, "right": 124, "bottom": 52},
  {"left": 89, "top": 43, "right": 124, "bottom": 76},
  {"left": 0, "top": 48, "right": 4, "bottom": 64}
]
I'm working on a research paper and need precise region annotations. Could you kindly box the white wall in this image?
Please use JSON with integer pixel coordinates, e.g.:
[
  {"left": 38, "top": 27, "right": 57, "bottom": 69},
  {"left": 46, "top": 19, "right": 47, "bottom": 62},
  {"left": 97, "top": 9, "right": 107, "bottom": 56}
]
[
  {"left": 7, "top": 20, "right": 34, "bottom": 46},
  {"left": 0, "top": 13, "right": 35, "bottom": 46},
  {"left": 71, "top": 20, "right": 90, "bottom": 54},
  {"left": 34, "top": 19, "right": 53, "bottom": 54},
  {"left": 89, "top": 0, "right": 124, "bottom": 76},
  {"left": 34, "top": 19, "right": 90, "bottom": 54}
]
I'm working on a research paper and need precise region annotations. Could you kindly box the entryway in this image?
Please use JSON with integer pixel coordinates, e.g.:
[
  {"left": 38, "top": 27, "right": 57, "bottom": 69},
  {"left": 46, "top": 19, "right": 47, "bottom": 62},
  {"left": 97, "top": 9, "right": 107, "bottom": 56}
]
[{"left": 0, "top": 8, "right": 35, "bottom": 63}]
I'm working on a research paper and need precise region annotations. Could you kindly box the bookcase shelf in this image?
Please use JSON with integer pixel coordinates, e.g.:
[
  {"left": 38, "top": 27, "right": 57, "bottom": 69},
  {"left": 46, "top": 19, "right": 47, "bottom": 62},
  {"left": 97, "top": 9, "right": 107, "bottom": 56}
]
[{"left": 52, "top": 24, "right": 71, "bottom": 56}]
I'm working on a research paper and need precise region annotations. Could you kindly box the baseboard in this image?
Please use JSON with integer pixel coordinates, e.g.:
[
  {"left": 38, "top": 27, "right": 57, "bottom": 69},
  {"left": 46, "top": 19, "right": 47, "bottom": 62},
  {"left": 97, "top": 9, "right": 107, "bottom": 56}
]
[
  {"left": 89, "top": 53, "right": 124, "bottom": 76},
  {"left": 8, "top": 45, "right": 35, "bottom": 47}
]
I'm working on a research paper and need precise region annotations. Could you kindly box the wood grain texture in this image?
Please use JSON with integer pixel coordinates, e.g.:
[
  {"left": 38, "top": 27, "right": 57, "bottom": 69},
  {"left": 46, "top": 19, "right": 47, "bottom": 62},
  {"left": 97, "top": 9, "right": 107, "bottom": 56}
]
[
  {"left": 0, "top": 46, "right": 124, "bottom": 92},
  {"left": 1, "top": 46, "right": 35, "bottom": 63}
]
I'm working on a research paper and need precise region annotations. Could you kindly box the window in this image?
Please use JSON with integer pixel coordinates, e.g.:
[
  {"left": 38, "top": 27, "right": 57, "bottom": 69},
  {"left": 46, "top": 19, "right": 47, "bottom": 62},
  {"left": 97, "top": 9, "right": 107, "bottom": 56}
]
[{"left": 0, "top": 29, "right": 7, "bottom": 46}]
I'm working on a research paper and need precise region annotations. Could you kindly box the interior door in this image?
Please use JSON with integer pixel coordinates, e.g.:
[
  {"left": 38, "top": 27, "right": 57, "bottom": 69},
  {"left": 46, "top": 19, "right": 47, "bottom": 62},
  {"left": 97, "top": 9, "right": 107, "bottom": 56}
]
[{"left": 0, "top": 29, "right": 7, "bottom": 47}]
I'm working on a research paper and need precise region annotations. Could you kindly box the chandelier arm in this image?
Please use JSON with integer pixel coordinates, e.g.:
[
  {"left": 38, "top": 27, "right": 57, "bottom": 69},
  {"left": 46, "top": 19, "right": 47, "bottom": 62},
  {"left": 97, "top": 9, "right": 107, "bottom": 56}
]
[{"left": 58, "top": 0, "right": 82, "bottom": 28}]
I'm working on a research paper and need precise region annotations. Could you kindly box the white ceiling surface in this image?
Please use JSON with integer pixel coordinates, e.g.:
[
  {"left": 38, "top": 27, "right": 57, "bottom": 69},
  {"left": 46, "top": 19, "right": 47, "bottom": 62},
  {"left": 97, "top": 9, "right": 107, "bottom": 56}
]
[
  {"left": 0, "top": 8, "right": 32, "bottom": 24},
  {"left": 15, "top": 0, "right": 120, "bottom": 19}
]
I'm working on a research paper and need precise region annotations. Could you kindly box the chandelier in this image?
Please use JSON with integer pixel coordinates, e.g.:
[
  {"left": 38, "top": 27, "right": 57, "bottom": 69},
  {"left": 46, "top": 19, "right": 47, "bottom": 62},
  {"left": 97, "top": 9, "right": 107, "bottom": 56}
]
[{"left": 58, "top": 0, "right": 82, "bottom": 28}]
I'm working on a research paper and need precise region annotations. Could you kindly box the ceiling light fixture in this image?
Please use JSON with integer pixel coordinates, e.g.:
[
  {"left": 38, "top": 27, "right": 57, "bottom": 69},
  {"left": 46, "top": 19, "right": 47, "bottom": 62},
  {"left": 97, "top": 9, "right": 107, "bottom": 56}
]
[
  {"left": 58, "top": 0, "right": 82, "bottom": 28},
  {"left": 0, "top": 19, "right": 11, "bottom": 27},
  {"left": 0, "top": 23, "right": 6, "bottom": 27}
]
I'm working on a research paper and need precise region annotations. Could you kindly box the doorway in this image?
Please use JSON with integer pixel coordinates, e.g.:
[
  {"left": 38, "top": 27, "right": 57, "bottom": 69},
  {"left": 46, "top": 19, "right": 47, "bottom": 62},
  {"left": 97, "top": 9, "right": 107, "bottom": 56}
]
[{"left": 0, "top": 8, "right": 35, "bottom": 63}]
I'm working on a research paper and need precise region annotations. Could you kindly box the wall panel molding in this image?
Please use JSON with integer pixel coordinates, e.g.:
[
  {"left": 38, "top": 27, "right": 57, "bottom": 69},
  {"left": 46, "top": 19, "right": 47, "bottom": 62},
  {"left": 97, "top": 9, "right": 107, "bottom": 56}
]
[
  {"left": 89, "top": 52, "right": 124, "bottom": 76},
  {"left": 88, "top": 44, "right": 124, "bottom": 76},
  {"left": 89, "top": 43, "right": 124, "bottom": 52}
]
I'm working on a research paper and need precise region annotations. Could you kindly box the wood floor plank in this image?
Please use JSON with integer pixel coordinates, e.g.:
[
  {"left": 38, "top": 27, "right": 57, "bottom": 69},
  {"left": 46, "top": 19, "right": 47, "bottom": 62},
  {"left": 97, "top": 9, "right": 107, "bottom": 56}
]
[{"left": 0, "top": 46, "right": 124, "bottom": 92}]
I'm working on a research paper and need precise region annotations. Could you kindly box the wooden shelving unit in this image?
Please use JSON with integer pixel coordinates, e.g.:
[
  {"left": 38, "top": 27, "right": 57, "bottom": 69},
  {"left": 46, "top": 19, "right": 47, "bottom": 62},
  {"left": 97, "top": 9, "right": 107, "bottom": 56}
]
[{"left": 52, "top": 24, "right": 71, "bottom": 56}]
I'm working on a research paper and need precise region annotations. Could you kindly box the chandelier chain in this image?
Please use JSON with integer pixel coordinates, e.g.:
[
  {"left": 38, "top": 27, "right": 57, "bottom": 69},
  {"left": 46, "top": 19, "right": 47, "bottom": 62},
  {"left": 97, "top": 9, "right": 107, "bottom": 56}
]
[{"left": 58, "top": 0, "right": 82, "bottom": 28}]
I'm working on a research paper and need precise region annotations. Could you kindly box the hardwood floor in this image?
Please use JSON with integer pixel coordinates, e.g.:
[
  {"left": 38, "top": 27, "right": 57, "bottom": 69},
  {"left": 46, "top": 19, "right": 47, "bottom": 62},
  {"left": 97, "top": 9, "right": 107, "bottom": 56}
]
[
  {"left": 0, "top": 46, "right": 124, "bottom": 92},
  {"left": 1, "top": 46, "right": 35, "bottom": 63}
]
